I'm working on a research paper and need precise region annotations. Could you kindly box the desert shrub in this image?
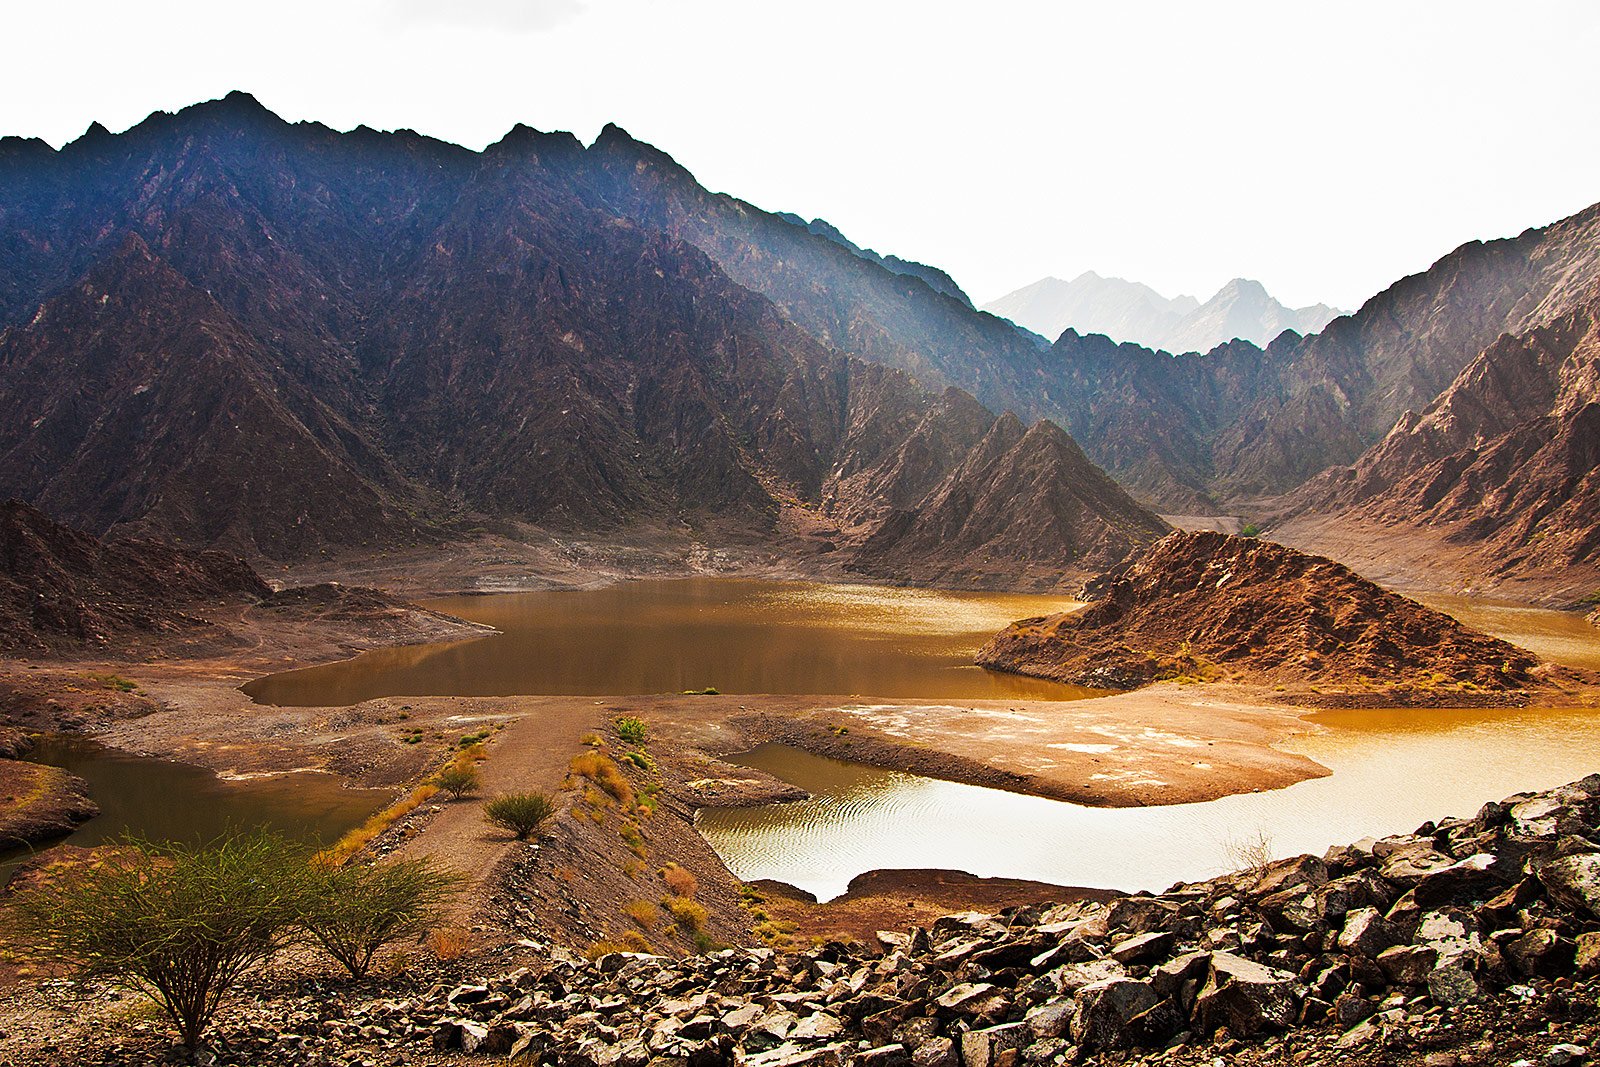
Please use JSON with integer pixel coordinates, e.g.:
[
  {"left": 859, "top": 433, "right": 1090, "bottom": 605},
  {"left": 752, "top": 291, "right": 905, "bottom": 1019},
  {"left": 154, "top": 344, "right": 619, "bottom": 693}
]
[
  {"left": 659, "top": 863, "right": 698, "bottom": 898},
  {"left": 662, "top": 896, "right": 709, "bottom": 932},
  {"left": 620, "top": 824, "right": 648, "bottom": 858},
  {"left": 484, "top": 792, "right": 556, "bottom": 840},
  {"left": 434, "top": 765, "right": 480, "bottom": 800},
  {"left": 1239, "top": 522, "right": 1261, "bottom": 538},
  {"left": 623, "top": 900, "right": 658, "bottom": 930},
  {"left": 614, "top": 716, "right": 649, "bottom": 745},
  {"left": 620, "top": 750, "right": 655, "bottom": 772},
  {"left": 427, "top": 926, "right": 472, "bottom": 960},
  {"left": 304, "top": 858, "right": 463, "bottom": 978},
  {"left": 1223, "top": 828, "right": 1275, "bottom": 875},
  {"left": 11, "top": 831, "right": 316, "bottom": 1052},
  {"left": 568, "top": 751, "right": 634, "bottom": 808}
]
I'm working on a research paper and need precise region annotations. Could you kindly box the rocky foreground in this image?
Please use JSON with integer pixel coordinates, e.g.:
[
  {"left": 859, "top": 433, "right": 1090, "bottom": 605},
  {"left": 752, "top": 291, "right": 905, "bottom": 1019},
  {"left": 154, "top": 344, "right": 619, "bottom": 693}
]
[{"left": 14, "top": 774, "right": 1600, "bottom": 1066}]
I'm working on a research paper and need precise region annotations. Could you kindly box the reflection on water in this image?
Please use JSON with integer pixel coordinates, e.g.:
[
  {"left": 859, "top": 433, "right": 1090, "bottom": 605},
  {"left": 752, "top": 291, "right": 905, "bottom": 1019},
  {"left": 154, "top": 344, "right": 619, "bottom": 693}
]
[
  {"left": 1, "top": 737, "right": 389, "bottom": 882},
  {"left": 1417, "top": 593, "right": 1600, "bottom": 671},
  {"left": 701, "top": 705, "right": 1600, "bottom": 900},
  {"left": 245, "top": 578, "right": 1096, "bottom": 707}
]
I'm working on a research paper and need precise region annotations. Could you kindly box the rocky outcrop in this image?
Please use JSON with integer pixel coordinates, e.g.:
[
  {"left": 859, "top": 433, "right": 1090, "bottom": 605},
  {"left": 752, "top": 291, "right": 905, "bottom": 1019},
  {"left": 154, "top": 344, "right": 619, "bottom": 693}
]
[
  {"left": 0, "top": 498, "right": 268, "bottom": 655},
  {"left": 33, "top": 773, "right": 1600, "bottom": 1067},
  {"left": 975, "top": 531, "right": 1546, "bottom": 692},
  {"left": 0, "top": 759, "right": 97, "bottom": 847},
  {"left": 0, "top": 500, "right": 488, "bottom": 658}
]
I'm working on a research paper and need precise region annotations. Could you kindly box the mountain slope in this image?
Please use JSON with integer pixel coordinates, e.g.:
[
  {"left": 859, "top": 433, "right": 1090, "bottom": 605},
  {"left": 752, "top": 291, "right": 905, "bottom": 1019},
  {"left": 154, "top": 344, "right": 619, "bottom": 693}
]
[{"left": 1281, "top": 288, "right": 1600, "bottom": 581}]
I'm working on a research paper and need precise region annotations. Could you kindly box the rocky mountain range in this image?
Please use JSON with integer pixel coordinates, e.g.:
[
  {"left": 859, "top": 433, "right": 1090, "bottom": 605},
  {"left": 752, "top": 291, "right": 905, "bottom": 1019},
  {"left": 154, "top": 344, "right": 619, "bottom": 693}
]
[
  {"left": 0, "top": 93, "right": 1164, "bottom": 584},
  {"left": 1, "top": 92, "right": 1596, "bottom": 588},
  {"left": 983, "top": 273, "right": 1343, "bottom": 354}
]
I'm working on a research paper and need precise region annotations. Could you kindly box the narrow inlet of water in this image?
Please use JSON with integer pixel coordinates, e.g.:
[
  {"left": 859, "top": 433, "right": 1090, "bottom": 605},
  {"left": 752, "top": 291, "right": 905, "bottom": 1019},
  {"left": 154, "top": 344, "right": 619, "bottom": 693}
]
[{"left": 1, "top": 736, "right": 389, "bottom": 883}]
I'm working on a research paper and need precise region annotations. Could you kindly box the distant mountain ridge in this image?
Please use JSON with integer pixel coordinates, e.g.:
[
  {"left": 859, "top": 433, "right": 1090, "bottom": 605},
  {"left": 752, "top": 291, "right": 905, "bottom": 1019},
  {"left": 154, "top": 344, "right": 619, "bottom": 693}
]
[{"left": 982, "top": 272, "right": 1344, "bottom": 353}]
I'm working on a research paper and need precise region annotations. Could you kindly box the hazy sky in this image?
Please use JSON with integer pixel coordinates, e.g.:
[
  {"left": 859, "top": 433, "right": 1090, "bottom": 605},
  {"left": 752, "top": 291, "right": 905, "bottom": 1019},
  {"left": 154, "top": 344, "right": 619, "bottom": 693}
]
[{"left": 3, "top": 1, "right": 1598, "bottom": 310}]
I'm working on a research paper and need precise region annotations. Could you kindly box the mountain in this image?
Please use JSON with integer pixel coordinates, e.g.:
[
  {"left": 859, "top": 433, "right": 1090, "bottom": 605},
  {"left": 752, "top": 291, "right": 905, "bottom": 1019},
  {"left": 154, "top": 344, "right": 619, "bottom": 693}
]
[
  {"left": 982, "top": 272, "right": 1342, "bottom": 353},
  {"left": 0, "top": 94, "right": 1166, "bottom": 586},
  {"left": 848, "top": 415, "right": 1173, "bottom": 590},
  {"left": 773, "top": 213, "right": 973, "bottom": 307},
  {"left": 1278, "top": 282, "right": 1600, "bottom": 586}
]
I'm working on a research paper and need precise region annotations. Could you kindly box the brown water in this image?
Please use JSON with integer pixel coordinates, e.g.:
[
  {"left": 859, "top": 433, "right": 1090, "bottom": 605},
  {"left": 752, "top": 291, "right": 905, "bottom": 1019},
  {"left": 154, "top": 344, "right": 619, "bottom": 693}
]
[
  {"left": 244, "top": 578, "right": 1097, "bottom": 707},
  {"left": 0, "top": 736, "right": 389, "bottom": 883},
  {"left": 1417, "top": 592, "right": 1600, "bottom": 671},
  {"left": 702, "top": 704, "right": 1600, "bottom": 900}
]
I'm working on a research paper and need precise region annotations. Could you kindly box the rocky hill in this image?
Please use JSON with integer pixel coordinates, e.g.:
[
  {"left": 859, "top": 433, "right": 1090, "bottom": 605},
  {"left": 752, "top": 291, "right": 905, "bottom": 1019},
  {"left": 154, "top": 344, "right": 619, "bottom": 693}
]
[
  {"left": 0, "top": 498, "right": 269, "bottom": 655},
  {"left": 1281, "top": 287, "right": 1600, "bottom": 582},
  {"left": 976, "top": 531, "right": 1546, "bottom": 692},
  {"left": 0, "top": 94, "right": 1164, "bottom": 583},
  {"left": 849, "top": 417, "right": 1172, "bottom": 590},
  {"left": 0, "top": 500, "right": 488, "bottom": 658}
]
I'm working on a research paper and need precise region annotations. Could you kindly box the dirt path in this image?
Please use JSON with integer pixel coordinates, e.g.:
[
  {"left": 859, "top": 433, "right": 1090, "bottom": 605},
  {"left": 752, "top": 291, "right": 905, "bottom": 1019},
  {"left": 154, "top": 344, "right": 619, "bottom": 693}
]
[{"left": 391, "top": 701, "right": 607, "bottom": 925}]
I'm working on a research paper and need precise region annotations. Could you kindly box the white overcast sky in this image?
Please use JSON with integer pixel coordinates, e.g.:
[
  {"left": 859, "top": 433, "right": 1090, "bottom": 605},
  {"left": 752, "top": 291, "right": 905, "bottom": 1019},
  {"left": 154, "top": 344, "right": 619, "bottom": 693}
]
[{"left": 3, "top": 1, "right": 1598, "bottom": 311}]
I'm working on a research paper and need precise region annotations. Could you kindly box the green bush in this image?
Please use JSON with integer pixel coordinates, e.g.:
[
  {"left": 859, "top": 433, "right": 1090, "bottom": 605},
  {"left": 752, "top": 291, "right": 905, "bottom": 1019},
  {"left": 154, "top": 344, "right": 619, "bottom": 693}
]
[
  {"left": 434, "top": 765, "right": 480, "bottom": 800},
  {"left": 1239, "top": 522, "right": 1262, "bottom": 538},
  {"left": 11, "top": 831, "right": 316, "bottom": 1052},
  {"left": 484, "top": 792, "right": 557, "bottom": 840},
  {"left": 614, "top": 716, "right": 649, "bottom": 745},
  {"left": 304, "top": 858, "right": 462, "bottom": 977}
]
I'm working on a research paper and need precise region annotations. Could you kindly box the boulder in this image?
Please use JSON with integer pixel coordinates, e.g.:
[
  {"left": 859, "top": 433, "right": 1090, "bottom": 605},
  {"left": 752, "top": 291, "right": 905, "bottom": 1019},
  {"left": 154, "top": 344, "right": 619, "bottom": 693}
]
[
  {"left": 958, "top": 1022, "right": 1025, "bottom": 1067},
  {"left": 1068, "top": 978, "right": 1166, "bottom": 1051},
  {"left": 1193, "top": 953, "right": 1300, "bottom": 1037},
  {"left": 1338, "top": 908, "right": 1400, "bottom": 957},
  {"left": 1538, "top": 853, "right": 1600, "bottom": 916}
]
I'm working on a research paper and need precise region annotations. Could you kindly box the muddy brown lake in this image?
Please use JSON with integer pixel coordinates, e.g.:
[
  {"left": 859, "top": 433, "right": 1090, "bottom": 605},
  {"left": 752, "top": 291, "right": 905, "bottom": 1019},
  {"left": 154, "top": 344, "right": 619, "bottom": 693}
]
[{"left": 243, "top": 579, "right": 1098, "bottom": 706}]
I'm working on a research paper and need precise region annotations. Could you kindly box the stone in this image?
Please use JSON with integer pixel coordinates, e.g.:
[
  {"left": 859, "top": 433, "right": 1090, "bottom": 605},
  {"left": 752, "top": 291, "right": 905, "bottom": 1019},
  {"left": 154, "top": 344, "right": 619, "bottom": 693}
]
[
  {"left": 1192, "top": 953, "right": 1300, "bottom": 1037},
  {"left": 789, "top": 1013, "right": 843, "bottom": 1041},
  {"left": 1068, "top": 978, "right": 1162, "bottom": 1051},
  {"left": 860, "top": 1045, "right": 912, "bottom": 1067},
  {"left": 933, "top": 983, "right": 997, "bottom": 1014},
  {"left": 1022, "top": 1001, "right": 1073, "bottom": 1042},
  {"left": 1332, "top": 992, "right": 1373, "bottom": 1028},
  {"left": 958, "top": 1023, "right": 1025, "bottom": 1067},
  {"left": 745, "top": 1043, "right": 848, "bottom": 1067},
  {"left": 1414, "top": 853, "right": 1502, "bottom": 907},
  {"left": 1377, "top": 944, "right": 1438, "bottom": 985},
  {"left": 1109, "top": 931, "right": 1175, "bottom": 965},
  {"left": 912, "top": 1037, "right": 957, "bottom": 1067},
  {"left": 1538, "top": 853, "right": 1600, "bottom": 916},
  {"left": 1545, "top": 1045, "right": 1589, "bottom": 1067},
  {"left": 1504, "top": 928, "right": 1574, "bottom": 976},
  {"left": 1426, "top": 964, "right": 1478, "bottom": 1007},
  {"left": 1575, "top": 932, "right": 1600, "bottom": 975},
  {"left": 1338, "top": 908, "right": 1400, "bottom": 957}
]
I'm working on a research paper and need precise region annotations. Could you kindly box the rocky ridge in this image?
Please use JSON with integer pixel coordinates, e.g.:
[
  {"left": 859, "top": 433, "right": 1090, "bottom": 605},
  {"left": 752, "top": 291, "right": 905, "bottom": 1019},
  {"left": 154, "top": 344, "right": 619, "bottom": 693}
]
[
  {"left": 975, "top": 531, "right": 1549, "bottom": 693},
  {"left": 1284, "top": 286, "right": 1600, "bottom": 580},
  {"left": 17, "top": 774, "right": 1600, "bottom": 1066}
]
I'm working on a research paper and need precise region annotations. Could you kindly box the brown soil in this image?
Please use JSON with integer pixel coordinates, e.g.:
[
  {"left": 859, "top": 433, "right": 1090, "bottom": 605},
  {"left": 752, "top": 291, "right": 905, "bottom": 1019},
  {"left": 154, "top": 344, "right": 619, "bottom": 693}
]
[{"left": 978, "top": 530, "right": 1583, "bottom": 698}]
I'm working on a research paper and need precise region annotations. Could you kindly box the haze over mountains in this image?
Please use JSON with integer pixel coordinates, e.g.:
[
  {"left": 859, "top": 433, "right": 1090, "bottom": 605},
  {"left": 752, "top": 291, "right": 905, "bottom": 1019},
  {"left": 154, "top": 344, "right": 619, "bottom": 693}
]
[
  {"left": 982, "top": 272, "right": 1344, "bottom": 353},
  {"left": 0, "top": 92, "right": 1596, "bottom": 593}
]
